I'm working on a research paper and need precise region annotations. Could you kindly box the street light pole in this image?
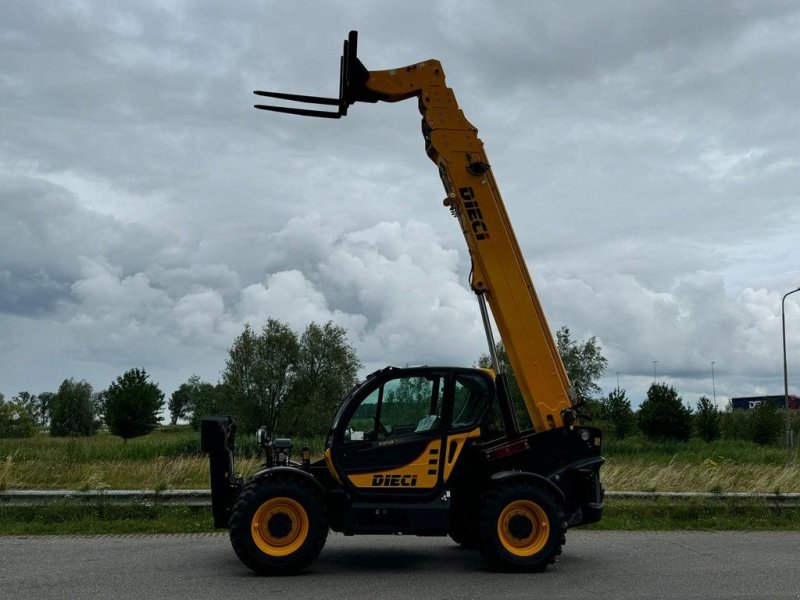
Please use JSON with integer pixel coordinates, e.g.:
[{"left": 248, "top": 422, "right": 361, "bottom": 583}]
[
  {"left": 711, "top": 361, "right": 716, "bottom": 405},
  {"left": 652, "top": 361, "right": 658, "bottom": 383},
  {"left": 782, "top": 286, "right": 800, "bottom": 449}
]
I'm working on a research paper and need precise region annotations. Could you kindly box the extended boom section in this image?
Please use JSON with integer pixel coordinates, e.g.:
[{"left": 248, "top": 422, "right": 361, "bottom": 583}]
[
  {"left": 257, "top": 34, "right": 574, "bottom": 430},
  {"left": 370, "top": 63, "right": 575, "bottom": 430}
]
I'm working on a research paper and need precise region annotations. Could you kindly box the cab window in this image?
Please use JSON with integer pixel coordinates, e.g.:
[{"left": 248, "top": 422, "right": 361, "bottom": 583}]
[
  {"left": 452, "top": 373, "right": 500, "bottom": 435},
  {"left": 344, "top": 375, "right": 444, "bottom": 442}
]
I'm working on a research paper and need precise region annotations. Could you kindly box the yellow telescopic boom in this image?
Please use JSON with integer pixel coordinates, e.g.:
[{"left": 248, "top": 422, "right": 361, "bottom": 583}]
[{"left": 255, "top": 31, "right": 576, "bottom": 431}]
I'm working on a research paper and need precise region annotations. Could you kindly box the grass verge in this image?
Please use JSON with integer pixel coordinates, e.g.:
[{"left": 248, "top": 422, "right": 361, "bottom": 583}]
[
  {"left": 0, "top": 503, "right": 216, "bottom": 535},
  {"left": 1, "top": 498, "right": 798, "bottom": 535},
  {"left": 586, "top": 497, "right": 800, "bottom": 531},
  {"left": 2, "top": 432, "right": 798, "bottom": 493}
]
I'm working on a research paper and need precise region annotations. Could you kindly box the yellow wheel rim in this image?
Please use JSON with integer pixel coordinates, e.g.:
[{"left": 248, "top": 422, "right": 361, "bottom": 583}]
[
  {"left": 497, "top": 499, "right": 550, "bottom": 557},
  {"left": 251, "top": 497, "right": 309, "bottom": 557}
]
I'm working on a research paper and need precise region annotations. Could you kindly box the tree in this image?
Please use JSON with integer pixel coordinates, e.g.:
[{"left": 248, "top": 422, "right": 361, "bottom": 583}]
[
  {"left": 169, "top": 375, "right": 199, "bottom": 425},
  {"left": 556, "top": 327, "right": 608, "bottom": 401},
  {"left": 281, "top": 322, "right": 361, "bottom": 437},
  {"left": 694, "top": 395, "right": 720, "bottom": 442},
  {"left": 0, "top": 395, "right": 39, "bottom": 438},
  {"left": 35, "top": 392, "right": 55, "bottom": 428},
  {"left": 91, "top": 391, "right": 106, "bottom": 428},
  {"left": 171, "top": 375, "right": 228, "bottom": 430},
  {"left": 189, "top": 381, "right": 236, "bottom": 430},
  {"left": 209, "top": 319, "right": 361, "bottom": 436},
  {"left": 601, "top": 387, "right": 636, "bottom": 439},
  {"left": 637, "top": 382, "right": 693, "bottom": 441},
  {"left": 749, "top": 399, "right": 782, "bottom": 446},
  {"left": 476, "top": 327, "right": 608, "bottom": 432},
  {"left": 49, "top": 379, "right": 97, "bottom": 437},
  {"left": 103, "top": 368, "right": 164, "bottom": 440},
  {"left": 222, "top": 320, "right": 300, "bottom": 434},
  {"left": 253, "top": 319, "right": 300, "bottom": 433},
  {"left": 188, "top": 380, "right": 231, "bottom": 430},
  {"left": 12, "top": 391, "right": 38, "bottom": 424}
]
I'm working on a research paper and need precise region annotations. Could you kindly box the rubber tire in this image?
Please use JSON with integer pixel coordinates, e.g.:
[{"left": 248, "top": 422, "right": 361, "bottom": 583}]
[
  {"left": 229, "top": 476, "right": 328, "bottom": 575},
  {"left": 477, "top": 480, "right": 566, "bottom": 572}
]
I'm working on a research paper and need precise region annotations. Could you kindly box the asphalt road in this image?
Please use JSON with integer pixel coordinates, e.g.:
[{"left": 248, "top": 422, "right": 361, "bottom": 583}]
[{"left": 2, "top": 531, "right": 798, "bottom": 599}]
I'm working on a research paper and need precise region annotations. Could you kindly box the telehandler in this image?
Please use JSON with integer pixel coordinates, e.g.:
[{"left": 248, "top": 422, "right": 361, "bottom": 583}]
[{"left": 202, "top": 31, "right": 604, "bottom": 574}]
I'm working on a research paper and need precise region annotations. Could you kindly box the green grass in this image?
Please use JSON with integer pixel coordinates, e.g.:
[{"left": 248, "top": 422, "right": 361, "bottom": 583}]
[
  {"left": 0, "top": 426, "right": 323, "bottom": 490},
  {"left": 0, "top": 503, "right": 217, "bottom": 535},
  {"left": 1, "top": 429, "right": 798, "bottom": 493},
  {"left": 0, "top": 427, "right": 201, "bottom": 463},
  {"left": 587, "top": 497, "right": 800, "bottom": 531},
  {"left": 0, "top": 425, "right": 324, "bottom": 462},
  {"left": 603, "top": 436, "right": 799, "bottom": 466},
  {"left": 600, "top": 436, "right": 800, "bottom": 494}
]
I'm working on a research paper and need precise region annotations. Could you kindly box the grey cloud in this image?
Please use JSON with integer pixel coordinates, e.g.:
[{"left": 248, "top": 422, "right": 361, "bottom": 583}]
[
  {"left": 1, "top": 1, "right": 799, "bottom": 408},
  {"left": 0, "top": 268, "right": 69, "bottom": 316}
]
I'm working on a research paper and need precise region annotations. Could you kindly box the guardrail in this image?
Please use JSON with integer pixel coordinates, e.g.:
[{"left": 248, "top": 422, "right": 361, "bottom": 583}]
[
  {"left": 0, "top": 490, "right": 212, "bottom": 506},
  {"left": 607, "top": 491, "right": 800, "bottom": 505},
  {"left": 1, "top": 489, "right": 799, "bottom": 506}
]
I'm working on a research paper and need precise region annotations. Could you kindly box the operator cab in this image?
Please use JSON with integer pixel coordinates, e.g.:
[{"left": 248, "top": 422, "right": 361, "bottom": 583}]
[{"left": 326, "top": 366, "right": 504, "bottom": 501}]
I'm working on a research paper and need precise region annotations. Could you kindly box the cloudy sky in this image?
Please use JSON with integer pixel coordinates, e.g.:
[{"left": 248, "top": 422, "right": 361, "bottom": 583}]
[{"left": 2, "top": 1, "right": 799, "bottom": 410}]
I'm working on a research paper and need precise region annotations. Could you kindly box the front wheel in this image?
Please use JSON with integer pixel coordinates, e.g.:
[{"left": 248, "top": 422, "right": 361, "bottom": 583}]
[
  {"left": 229, "top": 476, "right": 328, "bottom": 575},
  {"left": 478, "top": 480, "right": 566, "bottom": 572}
]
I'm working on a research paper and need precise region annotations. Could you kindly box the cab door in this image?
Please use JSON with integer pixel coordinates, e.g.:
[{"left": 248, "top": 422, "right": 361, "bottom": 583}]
[
  {"left": 441, "top": 369, "right": 499, "bottom": 481},
  {"left": 332, "top": 369, "right": 448, "bottom": 499}
]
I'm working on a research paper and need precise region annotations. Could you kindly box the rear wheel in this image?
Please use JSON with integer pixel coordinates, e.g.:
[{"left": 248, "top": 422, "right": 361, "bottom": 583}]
[
  {"left": 478, "top": 480, "right": 566, "bottom": 571},
  {"left": 229, "top": 476, "right": 328, "bottom": 575}
]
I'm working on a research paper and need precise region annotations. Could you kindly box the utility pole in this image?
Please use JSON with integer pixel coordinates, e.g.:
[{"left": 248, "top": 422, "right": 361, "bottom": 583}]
[
  {"left": 782, "top": 287, "right": 800, "bottom": 448},
  {"left": 711, "top": 361, "right": 717, "bottom": 404},
  {"left": 652, "top": 361, "right": 658, "bottom": 383}
]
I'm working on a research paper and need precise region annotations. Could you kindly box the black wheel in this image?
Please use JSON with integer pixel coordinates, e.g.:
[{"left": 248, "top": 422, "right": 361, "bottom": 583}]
[
  {"left": 477, "top": 480, "right": 566, "bottom": 572},
  {"left": 229, "top": 476, "right": 328, "bottom": 575}
]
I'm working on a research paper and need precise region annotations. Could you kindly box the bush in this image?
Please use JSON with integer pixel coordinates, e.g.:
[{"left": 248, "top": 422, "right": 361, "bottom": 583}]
[
  {"left": 0, "top": 397, "right": 39, "bottom": 438},
  {"left": 104, "top": 368, "right": 164, "bottom": 441},
  {"left": 694, "top": 396, "right": 721, "bottom": 442},
  {"left": 638, "top": 383, "right": 692, "bottom": 441},
  {"left": 720, "top": 408, "right": 750, "bottom": 441},
  {"left": 50, "top": 379, "right": 98, "bottom": 437},
  {"left": 601, "top": 388, "right": 637, "bottom": 439},
  {"left": 749, "top": 400, "right": 783, "bottom": 446}
]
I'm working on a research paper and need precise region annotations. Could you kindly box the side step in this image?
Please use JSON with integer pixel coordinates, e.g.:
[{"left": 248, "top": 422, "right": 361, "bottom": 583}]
[{"left": 342, "top": 500, "right": 450, "bottom": 536}]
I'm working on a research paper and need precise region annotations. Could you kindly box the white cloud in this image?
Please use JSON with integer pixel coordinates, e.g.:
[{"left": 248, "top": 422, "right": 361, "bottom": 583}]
[
  {"left": 238, "top": 270, "right": 367, "bottom": 336},
  {"left": 1, "top": 1, "right": 799, "bottom": 411}
]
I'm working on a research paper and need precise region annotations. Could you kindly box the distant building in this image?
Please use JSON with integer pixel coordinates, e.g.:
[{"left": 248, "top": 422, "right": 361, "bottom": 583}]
[{"left": 730, "top": 395, "right": 799, "bottom": 410}]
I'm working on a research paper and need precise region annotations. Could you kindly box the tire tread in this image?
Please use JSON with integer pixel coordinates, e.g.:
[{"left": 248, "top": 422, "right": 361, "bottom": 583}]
[
  {"left": 229, "top": 476, "right": 328, "bottom": 575},
  {"left": 477, "top": 480, "right": 566, "bottom": 572}
]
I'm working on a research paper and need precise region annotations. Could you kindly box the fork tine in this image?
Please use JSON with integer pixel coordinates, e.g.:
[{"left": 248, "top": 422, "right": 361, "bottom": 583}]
[
  {"left": 253, "top": 90, "right": 340, "bottom": 106},
  {"left": 253, "top": 105, "right": 342, "bottom": 119}
]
